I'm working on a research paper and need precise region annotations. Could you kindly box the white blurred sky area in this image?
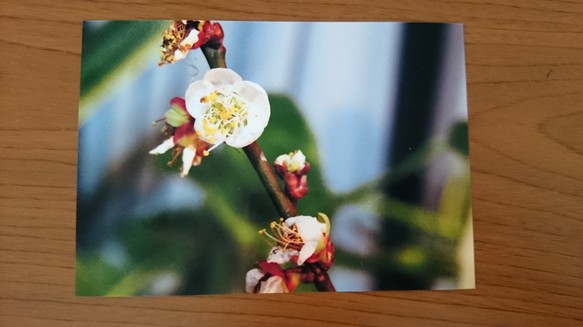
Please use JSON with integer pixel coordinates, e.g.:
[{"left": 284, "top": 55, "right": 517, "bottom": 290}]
[{"left": 78, "top": 21, "right": 469, "bottom": 291}]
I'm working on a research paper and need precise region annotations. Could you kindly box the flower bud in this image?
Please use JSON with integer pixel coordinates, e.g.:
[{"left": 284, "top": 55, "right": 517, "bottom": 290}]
[
  {"left": 283, "top": 173, "right": 309, "bottom": 201},
  {"left": 274, "top": 150, "right": 309, "bottom": 176},
  {"left": 274, "top": 150, "right": 311, "bottom": 201}
]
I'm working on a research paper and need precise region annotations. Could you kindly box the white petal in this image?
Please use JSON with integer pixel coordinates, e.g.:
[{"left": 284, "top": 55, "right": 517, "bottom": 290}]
[
  {"left": 286, "top": 216, "right": 326, "bottom": 242},
  {"left": 233, "top": 81, "right": 270, "bottom": 129},
  {"left": 291, "top": 150, "right": 306, "bottom": 165},
  {"left": 259, "top": 276, "right": 286, "bottom": 293},
  {"left": 180, "top": 147, "right": 196, "bottom": 177},
  {"left": 286, "top": 150, "right": 306, "bottom": 172},
  {"left": 180, "top": 30, "right": 199, "bottom": 48},
  {"left": 204, "top": 68, "right": 242, "bottom": 86},
  {"left": 173, "top": 49, "right": 187, "bottom": 61},
  {"left": 221, "top": 81, "right": 270, "bottom": 148},
  {"left": 185, "top": 80, "right": 215, "bottom": 118},
  {"left": 245, "top": 114, "right": 269, "bottom": 136},
  {"left": 267, "top": 247, "right": 298, "bottom": 264},
  {"left": 293, "top": 150, "right": 305, "bottom": 159},
  {"left": 297, "top": 241, "right": 318, "bottom": 265},
  {"left": 274, "top": 153, "right": 290, "bottom": 166},
  {"left": 224, "top": 123, "right": 261, "bottom": 148},
  {"left": 245, "top": 268, "right": 265, "bottom": 293},
  {"left": 284, "top": 216, "right": 310, "bottom": 227},
  {"left": 149, "top": 137, "right": 175, "bottom": 155}
]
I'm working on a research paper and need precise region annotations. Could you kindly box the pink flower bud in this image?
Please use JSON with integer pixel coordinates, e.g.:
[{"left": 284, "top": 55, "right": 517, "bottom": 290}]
[
  {"left": 284, "top": 173, "right": 309, "bottom": 201},
  {"left": 274, "top": 150, "right": 311, "bottom": 201}
]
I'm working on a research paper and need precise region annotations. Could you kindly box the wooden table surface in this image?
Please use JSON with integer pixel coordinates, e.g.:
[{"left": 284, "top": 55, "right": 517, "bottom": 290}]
[{"left": 1, "top": 0, "right": 582, "bottom": 326}]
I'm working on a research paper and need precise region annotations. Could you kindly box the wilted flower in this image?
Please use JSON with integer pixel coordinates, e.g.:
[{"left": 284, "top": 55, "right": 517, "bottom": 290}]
[
  {"left": 259, "top": 214, "right": 334, "bottom": 267},
  {"left": 245, "top": 261, "right": 300, "bottom": 293},
  {"left": 185, "top": 68, "right": 270, "bottom": 150},
  {"left": 159, "top": 20, "right": 224, "bottom": 66},
  {"left": 149, "top": 97, "right": 209, "bottom": 177}
]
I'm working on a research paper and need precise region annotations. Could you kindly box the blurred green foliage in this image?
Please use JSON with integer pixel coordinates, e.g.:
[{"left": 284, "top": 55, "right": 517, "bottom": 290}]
[{"left": 79, "top": 21, "right": 168, "bottom": 122}]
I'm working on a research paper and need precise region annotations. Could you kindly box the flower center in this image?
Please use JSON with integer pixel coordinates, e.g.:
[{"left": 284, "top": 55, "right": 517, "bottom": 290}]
[
  {"left": 199, "top": 90, "right": 249, "bottom": 143},
  {"left": 259, "top": 218, "right": 304, "bottom": 250}
]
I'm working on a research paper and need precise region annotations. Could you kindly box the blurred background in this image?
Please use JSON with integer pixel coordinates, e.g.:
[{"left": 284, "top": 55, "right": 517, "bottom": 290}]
[{"left": 76, "top": 21, "right": 474, "bottom": 295}]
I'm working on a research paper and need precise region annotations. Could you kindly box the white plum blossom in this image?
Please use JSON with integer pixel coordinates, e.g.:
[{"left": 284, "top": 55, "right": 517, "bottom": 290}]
[
  {"left": 285, "top": 215, "right": 328, "bottom": 265},
  {"left": 185, "top": 68, "right": 270, "bottom": 150},
  {"left": 260, "top": 214, "right": 331, "bottom": 265}
]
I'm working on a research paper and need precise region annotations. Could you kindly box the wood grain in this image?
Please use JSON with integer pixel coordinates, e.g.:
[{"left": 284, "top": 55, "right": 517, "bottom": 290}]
[{"left": 1, "top": 0, "right": 582, "bottom": 325}]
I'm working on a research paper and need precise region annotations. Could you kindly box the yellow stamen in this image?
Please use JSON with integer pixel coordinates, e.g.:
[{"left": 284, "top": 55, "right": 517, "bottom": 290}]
[
  {"left": 200, "top": 90, "right": 249, "bottom": 140},
  {"left": 258, "top": 219, "right": 304, "bottom": 251}
]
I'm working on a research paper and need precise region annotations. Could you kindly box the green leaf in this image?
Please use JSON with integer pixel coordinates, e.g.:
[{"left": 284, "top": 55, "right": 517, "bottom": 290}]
[
  {"left": 76, "top": 254, "right": 125, "bottom": 296},
  {"left": 105, "top": 270, "right": 155, "bottom": 296},
  {"left": 448, "top": 121, "right": 469, "bottom": 156},
  {"left": 79, "top": 20, "right": 169, "bottom": 123},
  {"left": 116, "top": 208, "right": 259, "bottom": 295},
  {"left": 437, "top": 164, "right": 472, "bottom": 238}
]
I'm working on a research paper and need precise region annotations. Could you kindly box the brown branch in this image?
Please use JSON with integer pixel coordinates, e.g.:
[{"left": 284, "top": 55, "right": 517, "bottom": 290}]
[
  {"left": 201, "top": 45, "right": 296, "bottom": 218},
  {"left": 243, "top": 141, "right": 297, "bottom": 218},
  {"left": 310, "top": 263, "right": 336, "bottom": 292}
]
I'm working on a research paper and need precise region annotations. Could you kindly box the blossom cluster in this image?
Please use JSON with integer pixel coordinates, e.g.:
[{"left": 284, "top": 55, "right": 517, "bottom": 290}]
[
  {"left": 150, "top": 68, "right": 270, "bottom": 176},
  {"left": 246, "top": 214, "right": 335, "bottom": 293},
  {"left": 152, "top": 20, "right": 336, "bottom": 293}
]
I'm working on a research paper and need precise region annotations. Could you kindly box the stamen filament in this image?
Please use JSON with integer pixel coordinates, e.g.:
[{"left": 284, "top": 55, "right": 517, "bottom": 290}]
[
  {"left": 269, "top": 220, "right": 303, "bottom": 246},
  {"left": 258, "top": 229, "right": 278, "bottom": 246},
  {"left": 262, "top": 232, "right": 289, "bottom": 247},
  {"left": 259, "top": 220, "right": 305, "bottom": 251},
  {"left": 203, "top": 142, "right": 222, "bottom": 156},
  {"left": 200, "top": 90, "right": 249, "bottom": 141}
]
